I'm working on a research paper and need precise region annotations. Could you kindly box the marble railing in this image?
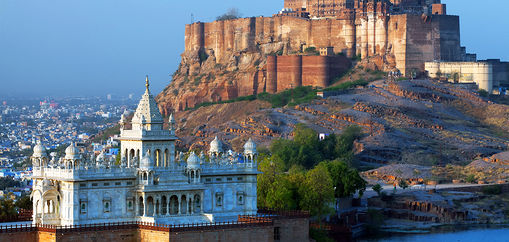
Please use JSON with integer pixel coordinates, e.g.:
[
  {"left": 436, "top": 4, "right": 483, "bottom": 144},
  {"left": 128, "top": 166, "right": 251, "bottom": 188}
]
[
  {"left": 120, "top": 129, "right": 173, "bottom": 139},
  {"left": 201, "top": 162, "right": 258, "bottom": 174},
  {"left": 32, "top": 167, "right": 137, "bottom": 180},
  {"left": 31, "top": 161, "right": 257, "bottom": 180}
]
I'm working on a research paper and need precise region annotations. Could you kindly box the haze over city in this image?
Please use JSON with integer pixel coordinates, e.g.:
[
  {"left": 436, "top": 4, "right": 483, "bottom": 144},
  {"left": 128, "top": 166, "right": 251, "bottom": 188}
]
[{"left": 0, "top": 0, "right": 508, "bottom": 98}]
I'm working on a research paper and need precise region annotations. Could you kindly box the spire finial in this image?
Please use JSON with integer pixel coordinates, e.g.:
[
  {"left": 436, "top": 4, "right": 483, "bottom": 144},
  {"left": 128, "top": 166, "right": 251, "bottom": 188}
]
[{"left": 145, "top": 75, "right": 150, "bottom": 91}]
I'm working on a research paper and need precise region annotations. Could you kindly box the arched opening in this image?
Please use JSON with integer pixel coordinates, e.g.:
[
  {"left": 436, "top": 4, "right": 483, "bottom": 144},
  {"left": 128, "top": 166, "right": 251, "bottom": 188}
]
[
  {"left": 147, "top": 196, "right": 154, "bottom": 216},
  {"left": 138, "top": 197, "right": 144, "bottom": 216},
  {"left": 194, "top": 195, "right": 201, "bottom": 213},
  {"left": 180, "top": 195, "right": 187, "bottom": 215},
  {"left": 143, "top": 173, "right": 148, "bottom": 181},
  {"left": 188, "top": 199, "right": 192, "bottom": 214},
  {"left": 164, "top": 149, "right": 169, "bottom": 167},
  {"left": 155, "top": 199, "right": 160, "bottom": 216},
  {"left": 161, "top": 196, "right": 167, "bottom": 215},
  {"left": 155, "top": 149, "right": 161, "bottom": 167},
  {"left": 170, "top": 195, "right": 179, "bottom": 215},
  {"left": 129, "top": 149, "right": 135, "bottom": 165}
]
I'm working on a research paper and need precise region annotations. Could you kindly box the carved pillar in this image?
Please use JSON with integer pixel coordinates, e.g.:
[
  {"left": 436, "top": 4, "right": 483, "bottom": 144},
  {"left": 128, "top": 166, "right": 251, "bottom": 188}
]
[
  {"left": 178, "top": 194, "right": 181, "bottom": 215},
  {"left": 166, "top": 195, "right": 170, "bottom": 216},
  {"left": 153, "top": 198, "right": 157, "bottom": 217},
  {"left": 143, "top": 194, "right": 147, "bottom": 217},
  {"left": 201, "top": 191, "right": 204, "bottom": 214}
]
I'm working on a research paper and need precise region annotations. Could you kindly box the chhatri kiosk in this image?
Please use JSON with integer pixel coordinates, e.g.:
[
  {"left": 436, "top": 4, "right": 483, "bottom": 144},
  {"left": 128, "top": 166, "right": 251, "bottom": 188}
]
[{"left": 30, "top": 77, "right": 259, "bottom": 225}]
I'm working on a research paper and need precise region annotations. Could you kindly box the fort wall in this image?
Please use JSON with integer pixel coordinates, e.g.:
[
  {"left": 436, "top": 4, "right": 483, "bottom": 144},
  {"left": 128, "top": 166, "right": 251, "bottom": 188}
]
[
  {"left": 266, "top": 55, "right": 351, "bottom": 93},
  {"left": 158, "top": 0, "right": 466, "bottom": 112},
  {"left": 184, "top": 12, "right": 460, "bottom": 76}
]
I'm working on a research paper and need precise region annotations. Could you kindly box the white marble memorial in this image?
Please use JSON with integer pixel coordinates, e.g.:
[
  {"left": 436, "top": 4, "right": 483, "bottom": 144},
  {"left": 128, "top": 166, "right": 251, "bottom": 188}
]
[{"left": 30, "top": 77, "right": 259, "bottom": 225}]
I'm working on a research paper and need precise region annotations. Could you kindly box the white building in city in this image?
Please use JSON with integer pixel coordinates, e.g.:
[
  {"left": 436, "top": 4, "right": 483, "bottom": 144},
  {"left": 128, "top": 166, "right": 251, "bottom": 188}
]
[{"left": 30, "top": 77, "right": 259, "bottom": 226}]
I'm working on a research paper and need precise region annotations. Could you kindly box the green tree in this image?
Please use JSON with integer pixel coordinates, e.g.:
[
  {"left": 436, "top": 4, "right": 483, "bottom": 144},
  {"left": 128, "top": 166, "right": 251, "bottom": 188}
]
[
  {"left": 333, "top": 126, "right": 362, "bottom": 166},
  {"left": 0, "top": 193, "right": 17, "bottom": 220},
  {"left": 270, "top": 138, "right": 299, "bottom": 169},
  {"left": 299, "top": 163, "right": 334, "bottom": 224},
  {"left": 257, "top": 156, "right": 285, "bottom": 208},
  {"left": 398, "top": 180, "right": 409, "bottom": 190},
  {"left": 15, "top": 195, "right": 32, "bottom": 210},
  {"left": 266, "top": 176, "right": 296, "bottom": 210},
  {"left": 372, "top": 184, "right": 383, "bottom": 197},
  {"left": 325, "top": 160, "right": 366, "bottom": 199}
]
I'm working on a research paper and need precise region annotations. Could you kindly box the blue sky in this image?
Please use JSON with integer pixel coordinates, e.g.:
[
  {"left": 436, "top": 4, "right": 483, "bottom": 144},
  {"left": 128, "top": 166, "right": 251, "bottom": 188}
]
[{"left": 0, "top": 0, "right": 507, "bottom": 98}]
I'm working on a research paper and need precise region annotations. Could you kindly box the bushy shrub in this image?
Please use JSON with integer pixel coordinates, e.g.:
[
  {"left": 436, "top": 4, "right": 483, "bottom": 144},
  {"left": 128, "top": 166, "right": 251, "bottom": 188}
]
[{"left": 482, "top": 185, "right": 502, "bottom": 195}]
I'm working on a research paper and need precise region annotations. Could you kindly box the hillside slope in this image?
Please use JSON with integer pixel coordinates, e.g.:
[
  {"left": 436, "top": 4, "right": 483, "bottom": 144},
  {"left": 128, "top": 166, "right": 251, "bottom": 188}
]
[{"left": 173, "top": 79, "right": 509, "bottom": 166}]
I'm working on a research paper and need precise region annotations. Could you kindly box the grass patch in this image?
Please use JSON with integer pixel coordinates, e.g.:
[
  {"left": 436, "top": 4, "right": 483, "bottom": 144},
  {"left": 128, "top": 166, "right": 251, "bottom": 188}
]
[
  {"left": 186, "top": 86, "right": 318, "bottom": 111},
  {"left": 323, "top": 79, "right": 369, "bottom": 92}
]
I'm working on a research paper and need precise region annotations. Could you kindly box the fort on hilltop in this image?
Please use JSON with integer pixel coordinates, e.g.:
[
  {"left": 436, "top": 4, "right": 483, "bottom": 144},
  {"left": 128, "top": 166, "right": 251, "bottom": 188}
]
[{"left": 157, "top": 0, "right": 508, "bottom": 113}]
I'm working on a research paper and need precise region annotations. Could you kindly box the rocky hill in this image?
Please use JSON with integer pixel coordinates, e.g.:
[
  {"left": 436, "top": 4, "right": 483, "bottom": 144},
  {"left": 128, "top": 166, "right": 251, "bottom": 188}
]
[{"left": 171, "top": 79, "right": 509, "bottom": 167}]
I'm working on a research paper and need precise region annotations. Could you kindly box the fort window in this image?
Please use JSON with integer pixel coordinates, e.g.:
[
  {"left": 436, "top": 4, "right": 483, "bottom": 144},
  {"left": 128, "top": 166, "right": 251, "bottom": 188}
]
[
  {"left": 103, "top": 183, "right": 110, "bottom": 186},
  {"left": 215, "top": 193, "right": 223, "bottom": 207},
  {"left": 216, "top": 178, "right": 222, "bottom": 182},
  {"left": 127, "top": 181, "right": 133, "bottom": 185},
  {"left": 237, "top": 177, "right": 243, "bottom": 181},
  {"left": 79, "top": 183, "right": 86, "bottom": 188},
  {"left": 80, "top": 202, "right": 87, "bottom": 214},
  {"left": 92, "top": 183, "right": 98, "bottom": 187},
  {"left": 274, "top": 227, "right": 281, "bottom": 241},
  {"left": 103, "top": 196, "right": 112, "bottom": 213},
  {"left": 115, "top": 182, "right": 121, "bottom": 186},
  {"left": 237, "top": 192, "right": 245, "bottom": 205},
  {"left": 227, "top": 177, "right": 233, "bottom": 181},
  {"left": 104, "top": 202, "right": 110, "bottom": 213},
  {"left": 205, "top": 178, "right": 212, "bottom": 182},
  {"left": 126, "top": 197, "right": 134, "bottom": 211}
]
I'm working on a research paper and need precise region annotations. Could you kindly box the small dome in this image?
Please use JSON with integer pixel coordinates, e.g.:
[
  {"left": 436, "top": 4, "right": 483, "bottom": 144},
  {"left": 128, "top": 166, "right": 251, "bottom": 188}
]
[
  {"left": 33, "top": 141, "right": 47, "bottom": 157},
  {"left": 243, "top": 138, "right": 257, "bottom": 155},
  {"left": 65, "top": 142, "right": 80, "bottom": 160},
  {"left": 209, "top": 136, "right": 223, "bottom": 154},
  {"left": 187, "top": 151, "right": 200, "bottom": 169},
  {"left": 140, "top": 151, "right": 153, "bottom": 169}
]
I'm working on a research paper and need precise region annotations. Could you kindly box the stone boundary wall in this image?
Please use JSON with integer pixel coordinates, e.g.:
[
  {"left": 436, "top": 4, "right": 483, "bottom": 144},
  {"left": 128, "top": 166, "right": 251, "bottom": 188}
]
[
  {"left": 0, "top": 212, "right": 310, "bottom": 242},
  {"left": 441, "top": 183, "right": 509, "bottom": 193}
]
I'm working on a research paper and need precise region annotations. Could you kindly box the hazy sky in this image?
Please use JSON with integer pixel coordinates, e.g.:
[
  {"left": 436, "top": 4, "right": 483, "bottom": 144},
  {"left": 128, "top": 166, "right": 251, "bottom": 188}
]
[{"left": 0, "top": 0, "right": 507, "bottom": 98}]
